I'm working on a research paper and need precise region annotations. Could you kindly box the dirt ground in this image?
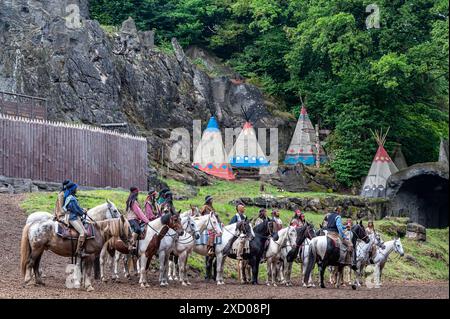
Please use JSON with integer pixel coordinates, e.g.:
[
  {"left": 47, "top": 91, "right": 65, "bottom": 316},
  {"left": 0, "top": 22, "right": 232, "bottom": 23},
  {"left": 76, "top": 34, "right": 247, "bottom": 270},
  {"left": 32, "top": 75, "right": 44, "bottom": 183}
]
[{"left": 0, "top": 194, "right": 448, "bottom": 299}]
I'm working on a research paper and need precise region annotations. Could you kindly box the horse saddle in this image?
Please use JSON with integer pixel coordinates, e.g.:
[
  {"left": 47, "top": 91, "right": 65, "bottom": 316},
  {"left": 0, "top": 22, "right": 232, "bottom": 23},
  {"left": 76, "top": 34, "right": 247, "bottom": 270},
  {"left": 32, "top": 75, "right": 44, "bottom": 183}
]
[
  {"left": 231, "top": 235, "right": 250, "bottom": 258},
  {"left": 56, "top": 222, "right": 95, "bottom": 240},
  {"left": 326, "top": 233, "right": 350, "bottom": 264}
]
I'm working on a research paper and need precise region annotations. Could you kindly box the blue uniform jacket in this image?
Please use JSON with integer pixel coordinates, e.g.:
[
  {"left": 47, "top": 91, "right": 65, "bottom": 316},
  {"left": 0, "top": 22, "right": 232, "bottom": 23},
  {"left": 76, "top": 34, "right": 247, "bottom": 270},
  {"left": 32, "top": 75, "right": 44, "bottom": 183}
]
[{"left": 64, "top": 195, "right": 85, "bottom": 221}]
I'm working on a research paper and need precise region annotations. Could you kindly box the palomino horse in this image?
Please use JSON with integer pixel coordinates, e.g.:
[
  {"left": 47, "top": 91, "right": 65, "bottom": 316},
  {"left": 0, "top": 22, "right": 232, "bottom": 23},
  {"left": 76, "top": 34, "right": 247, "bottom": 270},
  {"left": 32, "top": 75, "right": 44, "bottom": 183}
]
[
  {"left": 194, "top": 219, "right": 253, "bottom": 285},
  {"left": 162, "top": 212, "right": 221, "bottom": 286},
  {"left": 20, "top": 216, "right": 131, "bottom": 291},
  {"left": 303, "top": 221, "right": 370, "bottom": 289},
  {"left": 265, "top": 225, "right": 297, "bottom": 286},
  {"left": 368, "top": 237, "right": 404, "bottom": 288},
  {"left": 137, "top": 212, "right": 184, "bottom": 288}
]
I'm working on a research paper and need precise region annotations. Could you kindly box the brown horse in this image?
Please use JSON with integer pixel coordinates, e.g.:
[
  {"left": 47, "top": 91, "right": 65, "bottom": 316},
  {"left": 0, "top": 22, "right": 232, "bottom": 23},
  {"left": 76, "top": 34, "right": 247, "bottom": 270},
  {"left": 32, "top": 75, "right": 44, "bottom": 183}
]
[{"left": 20, "top": 215, "right": 131, "bottom": 291}]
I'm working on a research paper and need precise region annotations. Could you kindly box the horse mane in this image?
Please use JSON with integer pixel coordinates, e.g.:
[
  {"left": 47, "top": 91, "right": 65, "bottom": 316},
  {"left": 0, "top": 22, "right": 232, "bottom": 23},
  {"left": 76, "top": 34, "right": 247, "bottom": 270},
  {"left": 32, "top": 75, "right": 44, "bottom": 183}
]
[
  {"left": 161, "top": 213, "right": 171, "bottom": 225},
  {"left": 97, "top": 218, "right": 121, "bottom": 237},
  {"left": 253, "top": 219, "right": 268, "bottom": 234}
]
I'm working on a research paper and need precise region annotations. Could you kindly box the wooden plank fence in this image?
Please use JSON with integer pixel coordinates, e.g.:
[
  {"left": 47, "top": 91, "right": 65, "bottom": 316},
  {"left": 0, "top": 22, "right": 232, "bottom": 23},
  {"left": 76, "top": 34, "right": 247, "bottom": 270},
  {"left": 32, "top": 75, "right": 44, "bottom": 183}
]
[{"left": 0, "top": 114, "right": 148, "bottom": 190}]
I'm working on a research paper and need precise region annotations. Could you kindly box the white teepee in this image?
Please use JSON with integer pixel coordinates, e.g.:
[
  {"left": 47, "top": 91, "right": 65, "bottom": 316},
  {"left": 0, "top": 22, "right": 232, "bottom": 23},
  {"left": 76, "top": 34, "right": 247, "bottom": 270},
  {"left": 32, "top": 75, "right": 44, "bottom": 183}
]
[
  {"left": 284, "top": 104, "right": 326, "bottom": 165},
  {"left": 361, "top": 128, "right": 399, "bottom": 197},
  {"left": 228, "top": 121, "right": 269, "bottom": 168}
]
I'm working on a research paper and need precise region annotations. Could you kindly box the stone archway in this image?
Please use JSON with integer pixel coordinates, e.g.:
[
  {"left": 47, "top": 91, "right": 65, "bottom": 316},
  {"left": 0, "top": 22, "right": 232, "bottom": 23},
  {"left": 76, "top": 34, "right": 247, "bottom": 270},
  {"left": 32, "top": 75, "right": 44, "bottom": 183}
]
[{"left": 386, "top": 162, "right": 449, "bottom": 228}]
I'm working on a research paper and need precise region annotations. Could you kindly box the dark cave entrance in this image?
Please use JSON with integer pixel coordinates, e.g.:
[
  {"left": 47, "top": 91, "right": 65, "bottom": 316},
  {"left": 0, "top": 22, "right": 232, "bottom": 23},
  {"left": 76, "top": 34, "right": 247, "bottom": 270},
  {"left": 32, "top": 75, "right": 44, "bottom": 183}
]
[{"left": 390, "top": 175, "right": 448, "bottom": 228}]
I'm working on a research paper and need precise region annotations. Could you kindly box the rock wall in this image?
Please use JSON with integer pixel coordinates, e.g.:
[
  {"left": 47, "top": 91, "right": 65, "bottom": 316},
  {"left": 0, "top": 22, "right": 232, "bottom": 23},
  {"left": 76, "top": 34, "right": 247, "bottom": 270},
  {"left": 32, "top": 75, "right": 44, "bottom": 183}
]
[
  {"left": 0, "top": 0, "right": 294, "bottom": 186},
  {"left": 386, "top": 162, "right": 449, "bottom": 228},
  {"left": 230, "top": 195, "right": 388, "bottom": 220}
]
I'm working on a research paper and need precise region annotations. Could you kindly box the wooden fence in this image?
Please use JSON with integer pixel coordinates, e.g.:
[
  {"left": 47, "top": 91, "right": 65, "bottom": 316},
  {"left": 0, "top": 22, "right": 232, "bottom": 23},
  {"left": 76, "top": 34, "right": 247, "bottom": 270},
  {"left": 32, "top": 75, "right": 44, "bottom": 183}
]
[
  {"left": 0, "top": 91, "right": 47, "bottom": 120},
  {"left": 0, "top": 114, "right": 148, "bottom": 190}
]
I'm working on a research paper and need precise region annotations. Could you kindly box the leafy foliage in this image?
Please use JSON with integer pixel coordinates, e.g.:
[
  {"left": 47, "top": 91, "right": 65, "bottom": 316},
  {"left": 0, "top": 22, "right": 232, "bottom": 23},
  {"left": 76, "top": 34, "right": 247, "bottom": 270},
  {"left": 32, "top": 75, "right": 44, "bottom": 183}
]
[{"left": 89, "top": 0, "right": 449, "bottom": 187}]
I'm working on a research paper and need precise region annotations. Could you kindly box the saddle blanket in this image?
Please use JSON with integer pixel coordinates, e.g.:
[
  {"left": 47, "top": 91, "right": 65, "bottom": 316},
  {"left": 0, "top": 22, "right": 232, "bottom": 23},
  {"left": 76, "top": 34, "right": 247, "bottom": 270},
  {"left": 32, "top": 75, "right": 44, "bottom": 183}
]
[
  {"left": 195, "top": 229, "right": 222, "bottom": 245},
  {"left": 56, "top": 222, "right": 95, "bottom": 240},
  {"left": 231, "top": 235, "right": 250, "bottom": 256},
  {"left": 327, "top": 232, "right": 351, "bottom": 264}
]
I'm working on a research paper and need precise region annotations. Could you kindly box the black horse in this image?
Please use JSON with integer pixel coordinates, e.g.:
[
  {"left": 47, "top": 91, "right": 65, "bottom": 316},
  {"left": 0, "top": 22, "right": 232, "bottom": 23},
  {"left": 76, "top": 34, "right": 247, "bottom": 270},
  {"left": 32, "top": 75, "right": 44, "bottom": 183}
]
[
  {"left": 303, "top": 221, "right": 370, "bottom": 289},
  {"left": 246, "top": 219, "right": 274, "bottom": 284},
  {"left": 286, "top": 222, "right": 317, "bottom": 263}
]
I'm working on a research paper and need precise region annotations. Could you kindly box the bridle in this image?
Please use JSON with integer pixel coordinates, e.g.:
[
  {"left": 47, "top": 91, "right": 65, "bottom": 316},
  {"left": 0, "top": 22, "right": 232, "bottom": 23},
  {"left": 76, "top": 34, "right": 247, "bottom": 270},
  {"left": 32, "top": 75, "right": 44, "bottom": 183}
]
[{"left": 352, "top": 225, "right": 369, "bottom": 242}]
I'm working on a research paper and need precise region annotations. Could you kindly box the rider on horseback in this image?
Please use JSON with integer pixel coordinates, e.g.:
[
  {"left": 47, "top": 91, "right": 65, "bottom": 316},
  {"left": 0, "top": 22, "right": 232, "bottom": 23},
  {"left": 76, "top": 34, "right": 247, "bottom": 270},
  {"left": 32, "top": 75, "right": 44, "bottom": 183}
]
[
  {"left": 126, "top": 187, "right": 149, "bottom": 250},
  {"left": 254, "top": 208, "right": 268, "bottom": 226},
  {"left": 201, "top": 195, "right": 217, "bottom": 256},
  {"left": 326, "top": 207, "right": 355, "bottom": 268},
  {"left": 63, "top": 182, "right": 86, "bottom": 255},
  {"left": 229, "top": 203, "right": 248, "bottom": 260},
  {"left": 144, "top": 188, "right": 158, "bottom": 221},
  {"left": 366, "top": 220, "right": 377, "bottom": 263},
  {"left": 55, "top": 179, "right": 72, "bottom": 224},
  {"left": 290, "top": 209, "right": 305, "bottom": 228}
]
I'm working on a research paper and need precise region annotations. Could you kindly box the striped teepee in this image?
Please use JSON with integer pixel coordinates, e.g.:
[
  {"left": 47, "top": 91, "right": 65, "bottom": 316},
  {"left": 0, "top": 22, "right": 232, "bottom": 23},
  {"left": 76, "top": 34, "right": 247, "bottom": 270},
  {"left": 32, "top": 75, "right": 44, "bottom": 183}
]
[
  {"left": 284, "top": 104, "right": 326, "bottom": 165},
  {"left": 192, "top": 116, "right": 235, "bottom": 180},
  {"left": 228, "top": 109, "right": 269, "bottom": 168},
  {"left": 361, "top": 128, "right": 398, "bottom": 197}
]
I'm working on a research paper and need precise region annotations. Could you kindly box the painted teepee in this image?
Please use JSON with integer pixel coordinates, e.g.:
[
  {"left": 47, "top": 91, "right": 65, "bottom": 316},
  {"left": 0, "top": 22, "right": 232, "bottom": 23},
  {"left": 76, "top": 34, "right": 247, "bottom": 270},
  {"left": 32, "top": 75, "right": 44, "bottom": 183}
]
[
  {"left": 361, "top": 128, "right": 399, "bottom": 198},
  {"left": 228, "top": 109, "right": 269, "bottom": 168},
  {"left": 284, "top": 103, "right": 326, "bottom": 165},
  {"left": 192, "top": 116, "right": 235, "bottom": 180}
]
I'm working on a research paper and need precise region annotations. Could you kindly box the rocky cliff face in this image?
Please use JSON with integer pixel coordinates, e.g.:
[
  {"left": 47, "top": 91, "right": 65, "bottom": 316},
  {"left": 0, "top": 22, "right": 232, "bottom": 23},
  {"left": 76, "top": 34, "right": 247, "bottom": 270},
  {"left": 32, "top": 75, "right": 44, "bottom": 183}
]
[{"left": 0, "top": 1, "right": 295, "bottom": 186}]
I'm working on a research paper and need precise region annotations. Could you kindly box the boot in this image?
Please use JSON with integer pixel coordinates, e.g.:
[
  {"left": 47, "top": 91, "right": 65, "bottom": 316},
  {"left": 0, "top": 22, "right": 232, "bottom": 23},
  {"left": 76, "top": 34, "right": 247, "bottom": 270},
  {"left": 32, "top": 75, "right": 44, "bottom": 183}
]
[
  {"left": 76, "top": 235, "right": 86, "bottom": 256},
  {"left": 131, "top": 233, "right": 139, "bottom": 255},
  {"left": 207, "top": 236, "right": 215, "bottom": 256}
]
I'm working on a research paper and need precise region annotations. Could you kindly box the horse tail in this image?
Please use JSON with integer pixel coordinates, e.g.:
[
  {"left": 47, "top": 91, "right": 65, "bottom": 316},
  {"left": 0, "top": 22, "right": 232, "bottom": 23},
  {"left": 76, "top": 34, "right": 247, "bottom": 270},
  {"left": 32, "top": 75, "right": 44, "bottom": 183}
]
[
  {"left": 94, "top": 255, "right": 101, "bottom": 280},
  {"left": 20, "top": 223, "right": 32, "bottom": 277},
  {"left": 303, "top": 239, "right": 316, "bottom": 285}
]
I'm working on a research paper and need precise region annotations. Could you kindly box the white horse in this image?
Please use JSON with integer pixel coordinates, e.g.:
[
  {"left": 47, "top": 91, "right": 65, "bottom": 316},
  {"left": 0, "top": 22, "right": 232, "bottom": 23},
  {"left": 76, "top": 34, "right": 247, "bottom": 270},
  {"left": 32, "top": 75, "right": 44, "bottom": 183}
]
[
  {"left": 369, "top": 237, "right": 404, "bottom": 288},
  {"left": 162, "top": 212, "right": 221, "bottom": 286},
  {"left": 265, "top": 226, "right": 297, "bottom": 286},
  {"left": 136, "top": 213, "right": 184, "bottom": 288},
  {"left": 193, "top": 220, "right": 254, "bottom": 285},
  {"left": 353, "top": 232, "right": 385, "bottom": 286},
  {"left": 26, "top": 199, "right": 120, "bottom": 224}
]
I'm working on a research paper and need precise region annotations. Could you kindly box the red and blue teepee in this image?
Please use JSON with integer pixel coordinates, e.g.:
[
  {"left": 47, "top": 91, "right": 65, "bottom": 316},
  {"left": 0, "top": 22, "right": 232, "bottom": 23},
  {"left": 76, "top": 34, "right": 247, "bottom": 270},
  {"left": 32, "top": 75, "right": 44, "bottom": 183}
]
[{"left": 192, "top": 116, "right": 235, "bottom": 180}]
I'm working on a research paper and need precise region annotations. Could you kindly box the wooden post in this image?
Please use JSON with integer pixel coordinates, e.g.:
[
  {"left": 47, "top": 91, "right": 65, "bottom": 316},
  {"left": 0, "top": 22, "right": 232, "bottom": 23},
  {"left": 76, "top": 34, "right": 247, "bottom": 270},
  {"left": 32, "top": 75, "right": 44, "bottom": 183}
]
[{"left": 315, "top": 124, "right": 320, "bottom": 168}]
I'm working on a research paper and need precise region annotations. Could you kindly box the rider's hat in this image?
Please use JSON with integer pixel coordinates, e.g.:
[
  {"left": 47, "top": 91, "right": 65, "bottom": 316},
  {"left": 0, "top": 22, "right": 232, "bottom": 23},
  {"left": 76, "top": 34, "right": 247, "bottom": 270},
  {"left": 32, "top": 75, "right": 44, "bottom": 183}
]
[
  {"left": 205, "top": 195, "right": 213, "bottom": 203},
  {"left": 130, "top": 187, "right": 139, "bottom": 193}
]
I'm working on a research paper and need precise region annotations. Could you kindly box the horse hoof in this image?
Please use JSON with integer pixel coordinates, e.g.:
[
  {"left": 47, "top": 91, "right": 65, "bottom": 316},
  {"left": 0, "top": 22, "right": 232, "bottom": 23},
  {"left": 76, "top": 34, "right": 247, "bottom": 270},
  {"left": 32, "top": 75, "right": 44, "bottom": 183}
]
[
  {"left": 168, "top": 276, "right": 173, "bottom": 281},
  {"left": 101, "top": 278, "right": 108, "bottom": 283},
  {"left": 86, "top": 286, "right": 94, "bottom": 292},
  {"left": 174, "top": 277, "right": 179, "bottom": 281},
  {"left": 187, "top": 281, "right": 192, "bottom": 285},
  {"left": 302, "top": 283, "right": 307, "bottom": 287},
  {"left": 320, "top": 284, "right": 326, "bottom": 289},
  {"left": 182, "top": 282, "right": 187, "bottom": 286},
  {"left": 273, "top": 283, "right": 277, "bottom": 287}
]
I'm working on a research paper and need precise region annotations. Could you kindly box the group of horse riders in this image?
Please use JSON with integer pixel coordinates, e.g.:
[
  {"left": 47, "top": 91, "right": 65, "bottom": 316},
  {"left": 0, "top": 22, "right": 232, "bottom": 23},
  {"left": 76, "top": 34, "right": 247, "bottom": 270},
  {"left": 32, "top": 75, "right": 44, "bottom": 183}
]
[
  {"left": 52, "top": 179, "right": 377, "bottom": 274},
  {"left": 53, "top": 181, "right": 176, "bottom": 256}
]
